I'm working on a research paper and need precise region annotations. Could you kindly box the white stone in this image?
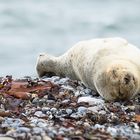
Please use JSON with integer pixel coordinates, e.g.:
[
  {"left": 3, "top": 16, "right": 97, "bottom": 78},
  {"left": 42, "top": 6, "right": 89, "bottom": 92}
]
[{"left": 78, "top": 96, "right": 104, "bottom": 105}]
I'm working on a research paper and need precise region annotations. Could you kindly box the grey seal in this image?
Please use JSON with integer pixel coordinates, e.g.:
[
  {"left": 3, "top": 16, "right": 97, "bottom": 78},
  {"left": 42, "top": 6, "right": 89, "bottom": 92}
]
[{"left": 36, "top": 37, "right": 140, "bottom": 101}]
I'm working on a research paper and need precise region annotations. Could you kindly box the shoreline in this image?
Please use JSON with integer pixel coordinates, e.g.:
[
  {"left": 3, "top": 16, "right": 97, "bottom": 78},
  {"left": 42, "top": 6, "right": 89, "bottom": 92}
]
[{"left": 0, "top": 75, "right": 140, "bottom": 140}]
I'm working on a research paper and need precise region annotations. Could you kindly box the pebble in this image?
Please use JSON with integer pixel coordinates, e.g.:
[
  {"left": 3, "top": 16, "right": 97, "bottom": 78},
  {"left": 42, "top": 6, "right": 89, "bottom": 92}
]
[
  {"left": 83, "top": 88, "right": 92, "bottom": 94},
  {"left": 31, "top": 135, "right": 42, "bottom": 140},
  {"left": 32, "top": 127, "right": 44, "bottom": 134},
  {"left": 51, "top": 76, "right": 60, "bottom": 82},
  {"left": 42, "top": 107, "right": 50, "bottom": 113},
  {"left": 88, "top": 106, "right": 100, "bottom": 113},
  {"left": 94, "top": 124, "right": 105, "bottom": 129},
  {"left": 0, "top": 137, "right": 15, "bottom": 140},
  {"left": 99, "top": 110, "right": 106, "bottom": 115},
  {"left": 83, "top": 122, "right": 90, "bottom": 127},
  {"left": 46, "top": 111, "right": 52, "bottom": 116},
  {"left": 70, "top": 112, "right": 84, "bottom": 119},
  {"left": 61, "top": 85, "right": 74, "bottom": 91},
  {"left": 75, "top": 91, "right": 85, "bottom": 97},
  {"left": 59, "top": 127, "right": 69, "bottom": 132},
  {"left": 14, "top": 133, "right": 26, "bottom": 139},
  {"left": 78, "top": 96, "right": 104, "bottom": 105},
  {"left": 66, "top": 108, "right": 73, "bottom": 115},
  {"left": 124, "top": 105, "right": 135, "bottom": 111},
  {"left": 48, "top": 114, "right": 53, "bottom": 119},
  {"left": 30, "top": 118, "right": 42, "bottom": 125},
  {"left": 113, "top": 102, "right": 121, "bottom": 106},
  {"left": 58, "top": 77, "right": 69, "bottom": 85},
  {"left": 32, "top": 97, "right": 39, "bottom": 104},
  {"left": 46, "top": 100, "right": 55, "bottom": 103},
  {"left": 42, "top": 76, "right": 60, "bottom": 83},
  {"left": 75, "top": 91, "right": 81, "bottom": 97},
  {"left": 107, "top": 127, "right": 117, "bottom": 136},
  {"left": 58, "top": 130, "right": 65, "bottom": 135},
  {"left": 77, "top": 106, "right": 87, "bottom": 114},
  {"left": 50, "top": 108, "right": 57, "bottom": 114},
  {"left": 17, "top": 127, "right": 30, "bottom": 133},
  {"left": 43, "top": 136, "right": 52, "bottom": 140},
  {"left": 37, "top": 121, "right": 48, "bottom": 127},
  {"left": 34, "top": 111, "right": 46, "bottom": 117},
  {"left": 62, "top": 99, "right": 70, "bottom": 104},
  {"left": 39, "top": 98, "right": 46, "bottom": 104},
  {"left": 2, "top": 118, "right": 23, "bottom": 128}
]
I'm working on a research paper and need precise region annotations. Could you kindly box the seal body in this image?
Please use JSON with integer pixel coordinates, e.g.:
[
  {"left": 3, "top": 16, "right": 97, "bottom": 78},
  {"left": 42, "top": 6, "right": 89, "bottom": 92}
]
[{"left": 36, "top": 37, "right": 140, "bottom": 101}]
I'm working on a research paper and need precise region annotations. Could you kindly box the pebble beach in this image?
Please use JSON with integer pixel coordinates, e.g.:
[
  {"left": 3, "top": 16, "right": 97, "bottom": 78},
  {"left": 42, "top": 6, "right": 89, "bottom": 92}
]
[{"left": 0, "top": 75, "right": 140, "bottom": 140}]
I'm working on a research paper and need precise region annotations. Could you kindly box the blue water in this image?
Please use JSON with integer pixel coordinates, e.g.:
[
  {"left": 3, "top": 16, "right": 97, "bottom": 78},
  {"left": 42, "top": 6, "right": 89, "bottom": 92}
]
[{"left": 0, "top": 0, "right": 140, "bottom": 77}]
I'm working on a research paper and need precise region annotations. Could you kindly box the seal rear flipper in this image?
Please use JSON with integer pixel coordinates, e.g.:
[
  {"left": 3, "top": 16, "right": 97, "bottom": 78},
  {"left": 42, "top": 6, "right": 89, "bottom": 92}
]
[{"left": 36, "top": 53, "right": 57, "bottom": 77}]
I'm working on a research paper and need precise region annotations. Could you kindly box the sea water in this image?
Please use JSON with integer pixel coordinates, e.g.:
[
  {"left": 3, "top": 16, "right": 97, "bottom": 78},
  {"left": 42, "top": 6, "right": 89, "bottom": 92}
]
[{"left": 0, "top": 0, "right": 140, "bottom": 77}]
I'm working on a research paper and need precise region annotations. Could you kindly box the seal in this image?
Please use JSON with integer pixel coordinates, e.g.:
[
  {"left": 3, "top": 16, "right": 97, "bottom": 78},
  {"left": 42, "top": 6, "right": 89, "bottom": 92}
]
[{"left": 36, "top": 37, "right": 140, "bottom": 101}]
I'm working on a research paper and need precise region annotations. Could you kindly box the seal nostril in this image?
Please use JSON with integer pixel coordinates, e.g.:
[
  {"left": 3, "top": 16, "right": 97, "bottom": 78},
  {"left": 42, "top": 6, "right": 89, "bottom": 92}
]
[{"left": 124, "top": 76, "right": 130, "bottom": 84}]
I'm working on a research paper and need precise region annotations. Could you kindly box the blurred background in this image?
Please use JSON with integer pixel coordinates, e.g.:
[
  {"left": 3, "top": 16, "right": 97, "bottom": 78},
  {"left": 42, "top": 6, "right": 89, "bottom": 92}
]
[{"left": 0, "top": 0, "right": 140, "bottom": 77}]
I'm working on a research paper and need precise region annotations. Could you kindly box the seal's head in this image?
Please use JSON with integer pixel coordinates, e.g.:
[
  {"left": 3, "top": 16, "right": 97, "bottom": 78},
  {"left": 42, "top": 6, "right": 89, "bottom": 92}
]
[{"left": 95, "top": 60, "right": 140, "bottom": 101}]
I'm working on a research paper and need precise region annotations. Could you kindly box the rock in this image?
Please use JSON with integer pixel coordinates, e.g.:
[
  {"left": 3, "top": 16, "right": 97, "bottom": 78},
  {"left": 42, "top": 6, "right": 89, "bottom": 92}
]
[
  {"left": 42, "top": 107, "right": 50, "bottom": 113},
  {"left": 83, "top": 122, "right": 90, "bottom": 127},
  {"left": 46, "top": 100, "right": 55, "bottom": 103},
  {"left": 99, "top": 110, "right": 106, "bottom": 115},
  {"left": 70, "top": 112, "right": 84, "bottom": 119},
  {"left": 50, "top": 108, "right": 57, "bottom": 114},
  {"left": 32, "top": 97, "right": 39, "bottom": 104},
  {"left": 88, "top": 106, "right": 100, "bottom": 113},
  {"left": 78, "top": 106, "right": 87, "bottom": 114},
  {"left": 124, "top": 105, "right": 135, "bottom": 111},
  {"left": 0, "top": 137, "right": 14, "bottom": 140},
  {"left": 74, "top": 91, "right": 85, "bottom": 97},
  {"left": 34, "top": 111, "right": 46, "bottom": 117},
  {"left": 107, "top": 127, "right": 117, "bottom": 136},
  {"left": 51, "top": 76, "right": 60, "bottom": 83},
  {"left": 17, "top": 127, "right": 30, "bottom": 133},
  {"left": 62, "top": 99, "right": 70, "bottom": 104},
  {"left": 84, "top": 88, "right": 92, "bottom": 94},
  {"left": 32, "top": 127, "right": 44, "bottom": 134},
  {"left": 2, "top": 118, "right": 24, "bottom": 128},
  {"left": 58, "top": 78, "right": 69, "bottom": 85},
  {"left": 31, "top": 135, "right": 42, "bottom": 140},
  {"left": 37, "top": 121, "right": 48, "bottom": 127},
  {"left": 39, "top": 98, "right": 46, "bottom": 104},
  {"left": 75, "top": 91, "right": 81, "bottom": 97},
  {"left": 61, "top": 85, "right": 74, "bottom": 91},
  {"left": 78, "top": 96, "right": 104, "bottom": 105},
  {"left": 66, "top": 108, "right": 73, "bottom": 115},
  {"left": 43, "top": 136, "right": 52, "bottom": 140}
]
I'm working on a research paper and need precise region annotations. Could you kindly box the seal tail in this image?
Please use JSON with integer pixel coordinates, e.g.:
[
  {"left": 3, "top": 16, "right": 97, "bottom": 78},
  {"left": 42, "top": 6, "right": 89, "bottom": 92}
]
[{"left": 36, "top": 53, "right": 57, "bottom": 77}]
